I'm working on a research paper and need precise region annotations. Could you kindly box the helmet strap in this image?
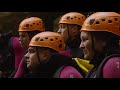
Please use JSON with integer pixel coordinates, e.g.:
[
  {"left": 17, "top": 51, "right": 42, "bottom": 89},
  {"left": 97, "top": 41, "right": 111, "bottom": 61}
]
[
  {"left": 36, "top": 47, "right": 41, "bottom": 64},
  {"left": 66, "top": 25, "right": 81, "bottom": 49}
]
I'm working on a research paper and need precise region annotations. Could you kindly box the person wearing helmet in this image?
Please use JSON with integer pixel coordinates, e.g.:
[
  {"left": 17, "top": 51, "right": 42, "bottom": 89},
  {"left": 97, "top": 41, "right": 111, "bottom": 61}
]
[
  {"left": 10, "top": 17, "right": 45, "bottom": 78},
  {"left": 24, "top": 31, "right": 83, "bottom": 78},
  {"left": 18, "top": 17, "right": 45, "bottom": 49},
  {"left": 57, "top": 12, "right": 93, "bottom": 77},
  {"left": 58, "top": 12, "right": 86, "bottom": 58},
  {"left": 80, "top": 12, "right": 120, "bottom": 78}
]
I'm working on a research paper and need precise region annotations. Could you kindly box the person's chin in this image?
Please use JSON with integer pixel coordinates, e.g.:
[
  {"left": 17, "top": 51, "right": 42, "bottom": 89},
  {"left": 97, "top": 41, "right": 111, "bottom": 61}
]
[
  {"left": 84, "top": 54, "right": 89, "bottom": 60},
  {"left": 27, "top": 64, "right": 31, "bottom": 70},
  {"left": 20, "top": 44, "right": 24, "bottom": 48}
]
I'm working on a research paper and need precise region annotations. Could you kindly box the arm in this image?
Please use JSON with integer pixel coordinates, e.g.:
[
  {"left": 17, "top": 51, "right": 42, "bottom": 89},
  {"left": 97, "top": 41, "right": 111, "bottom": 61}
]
[{"left": 14, "top": 57, "right": 28, "bottom": 78}]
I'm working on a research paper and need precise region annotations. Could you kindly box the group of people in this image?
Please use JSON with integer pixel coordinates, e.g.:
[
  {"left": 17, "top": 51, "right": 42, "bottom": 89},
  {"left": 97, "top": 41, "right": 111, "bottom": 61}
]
[{"left": 0, "top": 12, "right": 120, "bottom": 78}]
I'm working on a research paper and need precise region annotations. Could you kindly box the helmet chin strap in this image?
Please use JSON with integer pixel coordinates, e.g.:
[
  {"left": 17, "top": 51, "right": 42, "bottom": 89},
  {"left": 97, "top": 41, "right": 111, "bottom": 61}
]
[
  {"left": 36, "top": 47, "right": 41, "bottom": 64},
  {"left": 66, "top": 25, "right": 81, "bottom": 49}
]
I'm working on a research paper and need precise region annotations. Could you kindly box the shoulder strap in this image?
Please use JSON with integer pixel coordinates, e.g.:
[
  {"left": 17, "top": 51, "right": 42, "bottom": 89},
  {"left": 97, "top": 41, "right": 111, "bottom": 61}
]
[
  {"left": 53, "top": 66, "right": 65, "bottom": 78},
  {"left": 95, "top": 54, "right": 120, "bottom": 78},
  {"left": 73, "top": 58, "right": 94, "bottom": 73},
  {"left": 73, "top": 58, "right": 89, "bottom": 73},
  {"left": 85, "top": 67, "right": 96, "bottom": 78}
]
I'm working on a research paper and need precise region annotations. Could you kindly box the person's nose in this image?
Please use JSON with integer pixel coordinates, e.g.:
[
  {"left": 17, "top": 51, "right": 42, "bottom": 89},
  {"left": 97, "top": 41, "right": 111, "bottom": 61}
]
[
  {"left": 19, "top": 37, "right": 22, "bottom": 42},
  {"left": 80, "top": 42, "right": 84, "bottom": 49},
  {"left": 57, "top": 29, "right": 62, "bottom": 35},
  {"left": 25, "top": 52, "right": 29, "bottom": 59}
]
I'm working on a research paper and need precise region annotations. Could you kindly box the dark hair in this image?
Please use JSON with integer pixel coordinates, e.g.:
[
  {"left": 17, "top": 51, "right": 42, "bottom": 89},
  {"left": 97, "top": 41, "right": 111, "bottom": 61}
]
[
  {"left": 0, "top": 31, "right": 13, "bottom": 49},
  {"left": 27, "top": 30, "right": 41, "bottom": 40},
  {"left": 92, "top": 31, "right": 120, "bottom": 53},
  {"left": 87, "top": 12, "right": 96, "bottom": 17},
  {"left": 38, "top": 47, "right": 58, "bottom": 54},
  {"left": 93, "top": 31, "right": 119, "bottom": 45},
  {"left": 77, "top": 25, "right": 82, "bottom": 30}
]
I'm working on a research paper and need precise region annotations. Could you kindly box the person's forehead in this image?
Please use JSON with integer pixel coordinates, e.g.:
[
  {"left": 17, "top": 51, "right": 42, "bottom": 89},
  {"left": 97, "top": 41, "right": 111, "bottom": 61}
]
[
  {"left": 28, "top": 47, "right": 36, "bottom": 50},
  {"left": 81, "top": 31, "right": 90, "bottom": 37},
  {"left": 19, "top": 32, "right": 28, "bottom": 35},
  {"left": 59, "top": 23, "right": 67, "bottom": 26}
]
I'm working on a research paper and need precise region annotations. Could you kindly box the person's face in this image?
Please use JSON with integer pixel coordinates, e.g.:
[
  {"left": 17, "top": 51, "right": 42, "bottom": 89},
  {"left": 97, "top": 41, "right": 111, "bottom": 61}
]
[
  {"left": 80, "top": 31, "right": 106, "bottom": 60},
  {"left": 58, "top": 24, "right": 69, "bottom": 44},
  {"left": 58, "top": 24, "right": 79, "bottom": 44},
  {"left": 19, "top": 32, "right": 30, "bottom": 49},
  {"left": 80, "top": 31, "right": 94, "bottom": 60},
  {"left": 25, "top": 47, "right": 50, "bottom": 71},
  {"left": 25, "top": 47, "right": 40, "bottom": 71}
]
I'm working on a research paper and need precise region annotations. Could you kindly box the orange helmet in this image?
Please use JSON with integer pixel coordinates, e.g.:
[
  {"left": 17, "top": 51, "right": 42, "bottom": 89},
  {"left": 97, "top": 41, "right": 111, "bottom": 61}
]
[
  {"left": 81, "top": 12, "right": 120, "bottom": 36},
  {"left": 18, "top": 17, "right": 45, "bottom": 32},
  {"left": 29, "top": 31, "right": 65, "bottom": 52},
  {"left": 59, "top": 12, "right": 86, "bottom": 26}
]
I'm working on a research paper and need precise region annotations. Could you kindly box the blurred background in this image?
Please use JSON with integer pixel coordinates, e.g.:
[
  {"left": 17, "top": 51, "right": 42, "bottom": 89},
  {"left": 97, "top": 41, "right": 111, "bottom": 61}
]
[{"left": 0, "top": 12, "right": 89, "bottom": 35}]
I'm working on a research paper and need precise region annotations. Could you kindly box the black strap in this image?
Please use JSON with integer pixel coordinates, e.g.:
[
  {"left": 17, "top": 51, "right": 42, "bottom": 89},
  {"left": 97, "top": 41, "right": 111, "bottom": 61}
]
[{"left": 53, "top": 66, "right": 65, "bottom": 78}]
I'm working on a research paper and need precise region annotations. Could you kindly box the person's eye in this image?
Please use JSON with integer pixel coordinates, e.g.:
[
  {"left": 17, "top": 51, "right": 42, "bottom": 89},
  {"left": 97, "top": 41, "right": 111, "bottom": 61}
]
[
  {"left": 82, "top": 37, "right": 88, "bottom": 42},
  {"left": 29, "top": 49, "right": 35, "bottom": 53}
]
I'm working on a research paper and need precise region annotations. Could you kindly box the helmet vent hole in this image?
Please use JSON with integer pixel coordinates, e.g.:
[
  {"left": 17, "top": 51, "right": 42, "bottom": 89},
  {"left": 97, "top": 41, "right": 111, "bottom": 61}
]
[
  {"left": 40, "top": 39, "right": 43, "bottom": 41},
  {"left": 50, "top": 39, "right": 53, "bottom": 41},
  {"left": 78, "top": 18, "right": 80, "bottom": 19},
  {"left": 55, "top": 38, "right": 58, "bottom": 40},
  {"left": 60, "top": 40, "right": 62, "bottom": 42},
  {"left": 45, "top": 37, "right": 48, "bottom": 39},
  {"left": 74, "top": 17, "right": 76, "bottom": 18},
  {"left": 37, "top": 23, "right": 39, "bottom": 25},
  {"left": 89, "top": 19, "right": 95, "bottom": 25},
  {"left": 59, "top": 44, "right": 62, "bottom": 48},
  {"left": 33, "top": 23, "right": 35, "bottom": 24},
  {"left": 35, "top": 37, "right": 40, "bottom": 41},
  {"left": 108, "top": 20, "right": 112, "bottom": 23},
  {"left": 26, "top": 24, "right": 29, "bottom": 27},
  {"left": 101, "top": 19, "right": 105, "bottom": 21},
  {"left": 66, "top": 16, "right": 70, "bottom": 20},
  {"left": 95, "top": 21, "right": 100, "bottom": 24},
  {"left": 114, "top": 18, "right": 118, "bottom": 21},
  {"left": 39, "top": 22, "right": 41, "bottom": 23},
  {"left": 30, "top": 25, "right": 32, "bottom": 26},
  {"left": 71, "top": 18, "right": 73, "bottom": 19}
]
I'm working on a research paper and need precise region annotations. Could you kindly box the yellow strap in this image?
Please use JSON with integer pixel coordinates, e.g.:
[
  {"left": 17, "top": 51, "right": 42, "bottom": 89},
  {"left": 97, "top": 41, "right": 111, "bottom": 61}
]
[
  {"left": 74, "top": 58, "right": 89, "bottom": 73},
  {"left": 76, "top": 58, "right": 94, "bottom": 70}
]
